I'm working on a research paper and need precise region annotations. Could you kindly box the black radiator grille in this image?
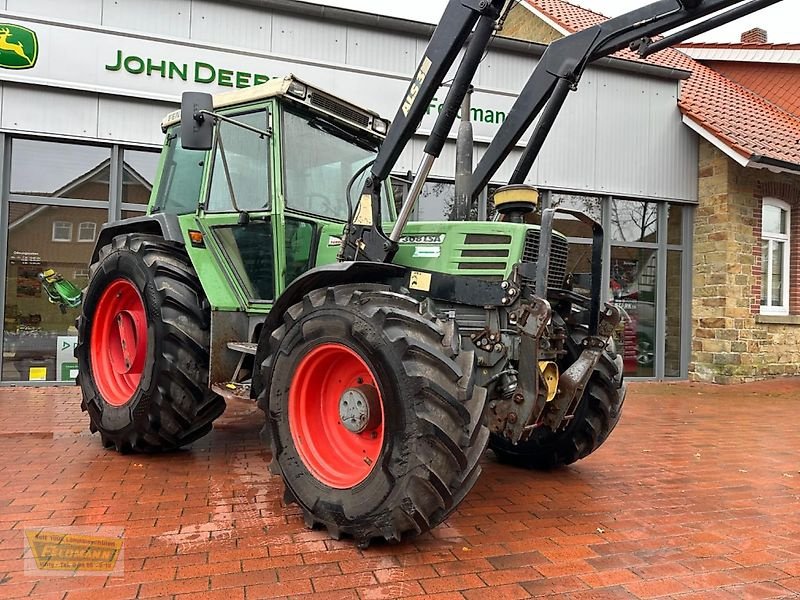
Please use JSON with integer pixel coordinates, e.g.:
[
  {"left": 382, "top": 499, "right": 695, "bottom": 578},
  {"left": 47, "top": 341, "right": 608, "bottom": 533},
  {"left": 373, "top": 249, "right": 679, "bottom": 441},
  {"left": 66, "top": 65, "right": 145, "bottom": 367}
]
[
  {"left": 521, "top": 230, "right": 569, "bottom": 290},
  {"left": 309, "top": 92, "right": 370, "bottom": 128},
  {"left": 457, "top": 233, "right": 511, "bottom": 276}
]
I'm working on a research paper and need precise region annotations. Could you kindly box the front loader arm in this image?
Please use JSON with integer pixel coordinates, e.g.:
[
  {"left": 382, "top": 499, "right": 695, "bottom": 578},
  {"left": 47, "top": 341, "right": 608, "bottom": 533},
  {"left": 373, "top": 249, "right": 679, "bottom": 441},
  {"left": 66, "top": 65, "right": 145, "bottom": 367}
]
[
  {"left": 339, "top": 0, "right": 508, "bottom": 263},
  {"left": 340, "top": 0, "right": 782, "bottom": 264},
  {"left": 470, "top": 0, "right": 782, "bottom": 196}
]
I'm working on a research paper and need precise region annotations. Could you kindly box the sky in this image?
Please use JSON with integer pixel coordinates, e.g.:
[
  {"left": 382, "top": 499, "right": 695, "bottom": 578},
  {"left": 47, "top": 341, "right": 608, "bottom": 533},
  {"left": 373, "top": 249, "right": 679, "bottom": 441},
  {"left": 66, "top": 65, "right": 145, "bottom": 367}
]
[{"left": 302, "top": 0, "right": 799, "bottom": 44}]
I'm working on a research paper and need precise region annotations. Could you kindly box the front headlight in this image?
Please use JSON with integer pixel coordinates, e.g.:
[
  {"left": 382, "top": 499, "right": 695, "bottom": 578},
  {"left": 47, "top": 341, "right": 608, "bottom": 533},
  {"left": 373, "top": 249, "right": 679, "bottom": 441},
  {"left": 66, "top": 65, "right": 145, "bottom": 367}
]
[{"left": 372, "top": 118, "right": 389, "bottom": 135}]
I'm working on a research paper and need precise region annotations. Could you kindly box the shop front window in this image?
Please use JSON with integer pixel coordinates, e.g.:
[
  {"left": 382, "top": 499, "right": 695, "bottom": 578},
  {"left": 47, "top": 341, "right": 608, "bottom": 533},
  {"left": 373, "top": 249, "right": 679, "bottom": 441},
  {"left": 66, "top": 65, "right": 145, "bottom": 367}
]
[
  {"left": 610, "top": 247, "right": 657, "bottom": 378},
  {"left": 122, "top": 148, "right": 161, "bottom": 206},
  {"left": 416, "top": 180, "right": 455, "bottom": 221},
  {"left": 665, "top": 249, "right": 683, "bottom": 377},
  {"left": 550, "top": 192, "right": 602, "bottom": 240},
  {"left": 4, "top": 204, "right": 108, "bottom": 382},
  {"left": 11, "top": 139, "right": 111, "bottom": 201},
  {"left": 610, "top": 198, "right": 657, "bottom": 243}
]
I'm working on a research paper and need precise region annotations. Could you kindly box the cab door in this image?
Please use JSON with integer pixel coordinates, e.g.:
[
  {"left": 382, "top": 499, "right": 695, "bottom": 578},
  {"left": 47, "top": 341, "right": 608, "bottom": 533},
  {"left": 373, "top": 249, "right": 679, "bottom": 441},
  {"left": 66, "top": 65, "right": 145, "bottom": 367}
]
[{"left": 199, "top": 106, "right": 278, "bottom": 312}]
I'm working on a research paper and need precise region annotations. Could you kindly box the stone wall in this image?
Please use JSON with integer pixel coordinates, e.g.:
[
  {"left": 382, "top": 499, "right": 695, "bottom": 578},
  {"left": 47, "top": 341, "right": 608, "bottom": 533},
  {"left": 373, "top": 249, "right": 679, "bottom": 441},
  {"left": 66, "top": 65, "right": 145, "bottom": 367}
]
[{"left": 692, "top": 139, "right": 800, "bottom": 383}]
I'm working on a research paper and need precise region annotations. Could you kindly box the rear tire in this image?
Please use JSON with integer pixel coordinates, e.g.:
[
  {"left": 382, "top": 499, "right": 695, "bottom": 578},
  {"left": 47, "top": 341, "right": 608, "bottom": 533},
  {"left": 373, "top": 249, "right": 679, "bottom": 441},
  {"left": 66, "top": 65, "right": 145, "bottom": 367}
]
[
  {"left": 489, "top": 329, "right": 625, "bottom": 469},
  {"left": 259, "top": 284, "right": 489, "bottom": 546},
  {"left": 76, "top": 234, "right": 225, "bottom": 452}
]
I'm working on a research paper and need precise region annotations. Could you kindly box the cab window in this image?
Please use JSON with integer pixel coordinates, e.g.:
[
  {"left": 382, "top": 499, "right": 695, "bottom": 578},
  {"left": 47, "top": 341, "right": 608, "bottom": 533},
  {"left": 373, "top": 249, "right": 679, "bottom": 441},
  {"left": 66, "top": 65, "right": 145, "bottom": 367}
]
[
  {"left": 213, "top": 223, "right": 274, "bottom": 301},
  {"left": 151, "top": 131, "right": 205, "bottom": 215},
  {"left": 207, "top": 110, "right": 271, "bottom": 213},
  {"left": 284, "top": 218, "right": 316, "bottom": 285}
]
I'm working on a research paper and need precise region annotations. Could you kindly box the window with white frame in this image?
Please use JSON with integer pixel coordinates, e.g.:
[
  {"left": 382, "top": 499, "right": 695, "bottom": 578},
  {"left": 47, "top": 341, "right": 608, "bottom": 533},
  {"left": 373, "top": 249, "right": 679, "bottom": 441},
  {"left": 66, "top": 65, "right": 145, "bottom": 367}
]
[
  {"left": 78, "top": 222, "right": 97, "bottom": 243},
  {"left": 52, "top": 221, "right": 73, "bottom": 242},
  {"left": 761, "top": 198, "right": 791, "bottom": 315}
]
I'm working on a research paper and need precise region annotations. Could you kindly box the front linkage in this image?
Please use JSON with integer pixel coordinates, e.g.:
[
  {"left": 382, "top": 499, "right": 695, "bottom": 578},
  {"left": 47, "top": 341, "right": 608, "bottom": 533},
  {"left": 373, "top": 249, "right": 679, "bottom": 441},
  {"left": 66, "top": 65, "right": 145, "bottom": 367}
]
[{"left": 491, "top": 292, "right": 620, "bottom": 444}]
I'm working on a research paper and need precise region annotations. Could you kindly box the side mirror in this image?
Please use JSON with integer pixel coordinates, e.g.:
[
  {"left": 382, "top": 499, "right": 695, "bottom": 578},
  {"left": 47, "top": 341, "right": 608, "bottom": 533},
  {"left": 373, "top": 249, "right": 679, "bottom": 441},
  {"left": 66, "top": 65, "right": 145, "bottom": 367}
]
[{"left": 180, "top": 92, "right": 214, "bottom": 150}]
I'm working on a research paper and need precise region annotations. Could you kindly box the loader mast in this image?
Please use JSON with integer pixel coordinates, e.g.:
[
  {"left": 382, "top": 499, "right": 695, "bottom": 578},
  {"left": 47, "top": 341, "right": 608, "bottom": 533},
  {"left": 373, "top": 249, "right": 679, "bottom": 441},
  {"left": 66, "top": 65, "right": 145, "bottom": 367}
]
[{"left": 340, "top": 0, "right": 782, "bottom": 263}]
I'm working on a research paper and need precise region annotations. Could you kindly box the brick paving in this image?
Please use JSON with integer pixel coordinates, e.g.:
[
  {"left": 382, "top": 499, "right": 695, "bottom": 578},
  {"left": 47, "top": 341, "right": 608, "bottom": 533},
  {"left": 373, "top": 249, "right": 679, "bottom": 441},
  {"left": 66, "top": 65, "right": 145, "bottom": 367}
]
[{"left": 1, "top": 379, "right": 799, "bottom": 599}]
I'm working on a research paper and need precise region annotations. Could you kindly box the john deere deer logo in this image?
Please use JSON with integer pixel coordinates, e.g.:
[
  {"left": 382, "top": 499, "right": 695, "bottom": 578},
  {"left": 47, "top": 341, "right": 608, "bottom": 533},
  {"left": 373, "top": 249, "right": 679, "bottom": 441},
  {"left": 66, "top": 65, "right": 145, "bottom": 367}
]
[{"left": 0, "top": 24, "right": 37, "bottom": 70}]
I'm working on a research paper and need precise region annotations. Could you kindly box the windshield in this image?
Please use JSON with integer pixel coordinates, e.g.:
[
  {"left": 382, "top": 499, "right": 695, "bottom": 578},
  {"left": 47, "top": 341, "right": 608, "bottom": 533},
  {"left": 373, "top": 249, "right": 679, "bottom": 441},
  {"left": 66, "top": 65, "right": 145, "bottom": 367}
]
[
  {"left": 151, "top": 130, "right": 205, "bottom": 215},
  {"left": 282, "top": 106, "right": 392, "bottom": 222}
]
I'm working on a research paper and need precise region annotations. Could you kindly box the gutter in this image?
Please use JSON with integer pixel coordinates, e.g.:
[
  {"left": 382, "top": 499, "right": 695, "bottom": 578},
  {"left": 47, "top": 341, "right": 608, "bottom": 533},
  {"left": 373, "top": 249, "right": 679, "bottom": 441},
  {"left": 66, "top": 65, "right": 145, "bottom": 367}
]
[{"left": 751, "top": 154, "right": 800, "bottom": 174}]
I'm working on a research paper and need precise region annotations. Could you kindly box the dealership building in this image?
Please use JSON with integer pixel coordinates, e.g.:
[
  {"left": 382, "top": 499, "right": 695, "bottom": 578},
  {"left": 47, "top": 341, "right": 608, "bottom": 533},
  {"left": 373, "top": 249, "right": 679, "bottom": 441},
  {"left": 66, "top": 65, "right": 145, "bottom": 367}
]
[{"left": 0, "top": 0, "right": 704, "bottom": 384}]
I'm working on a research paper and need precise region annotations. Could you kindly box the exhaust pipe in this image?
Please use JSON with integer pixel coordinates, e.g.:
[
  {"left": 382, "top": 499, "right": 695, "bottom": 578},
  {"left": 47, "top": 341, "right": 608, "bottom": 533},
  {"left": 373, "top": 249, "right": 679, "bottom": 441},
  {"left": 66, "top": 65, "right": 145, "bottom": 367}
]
[{"left": 453, "top": 87, "right": 474, "bottom": 221}]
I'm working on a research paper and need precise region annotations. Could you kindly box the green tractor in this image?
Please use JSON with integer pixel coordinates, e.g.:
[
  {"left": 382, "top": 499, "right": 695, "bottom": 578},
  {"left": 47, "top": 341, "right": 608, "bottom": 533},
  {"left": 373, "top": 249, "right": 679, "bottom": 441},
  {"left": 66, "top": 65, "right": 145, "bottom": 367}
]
[
  {"left": 76, "top": 0, "right": 768, "bottom": 546},
  {"left": 77, "top": 75, "right": 622, "bottom": 545}
]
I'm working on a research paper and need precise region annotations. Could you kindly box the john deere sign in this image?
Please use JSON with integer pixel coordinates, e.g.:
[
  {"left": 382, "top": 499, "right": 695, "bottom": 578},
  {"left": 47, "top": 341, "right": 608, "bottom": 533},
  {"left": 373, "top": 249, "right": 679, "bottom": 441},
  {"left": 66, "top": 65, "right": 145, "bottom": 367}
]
[
  {"left": 0, "top": 23, "right": 37, "bottom": 69},
  {"left": 105, "top": 50, "right": 272, "bottom": 89}
]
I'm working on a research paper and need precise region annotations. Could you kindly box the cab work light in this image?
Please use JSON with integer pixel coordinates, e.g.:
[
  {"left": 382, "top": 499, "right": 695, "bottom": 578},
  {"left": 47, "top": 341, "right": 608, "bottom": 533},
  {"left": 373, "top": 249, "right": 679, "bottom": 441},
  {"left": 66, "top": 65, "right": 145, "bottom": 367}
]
[{"left": 287, "top": 80, "right": 307, "bottom": 100}]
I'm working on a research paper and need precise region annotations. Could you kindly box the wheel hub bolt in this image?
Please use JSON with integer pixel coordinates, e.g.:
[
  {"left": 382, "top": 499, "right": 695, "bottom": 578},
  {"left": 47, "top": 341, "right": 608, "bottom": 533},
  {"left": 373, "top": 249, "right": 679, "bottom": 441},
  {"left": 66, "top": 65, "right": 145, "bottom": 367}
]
[{"left": 339, "top": 385, "right": 381, "bottom": 434}]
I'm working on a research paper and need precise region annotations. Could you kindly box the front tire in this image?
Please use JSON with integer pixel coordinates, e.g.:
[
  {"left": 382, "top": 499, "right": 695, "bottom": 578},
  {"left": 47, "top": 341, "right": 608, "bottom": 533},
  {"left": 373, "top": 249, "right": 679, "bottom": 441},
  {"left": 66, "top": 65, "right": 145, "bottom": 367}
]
[
  {"left": 259, "top": 284, "right": 489, "bottom": 546},
  {"left": 489, "top": 329, "right": 625, "bottom": 469},
  {"left": 76, "top": 234, "right": 225, "bottom": 452}
]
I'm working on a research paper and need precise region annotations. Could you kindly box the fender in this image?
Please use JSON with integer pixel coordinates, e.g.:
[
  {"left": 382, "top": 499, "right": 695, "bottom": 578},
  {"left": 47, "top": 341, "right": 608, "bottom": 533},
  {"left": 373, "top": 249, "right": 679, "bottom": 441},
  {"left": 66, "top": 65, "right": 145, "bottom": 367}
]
[
  {"left": 251, "top": 261, "right": 410, "bottom": 399},
  {"left": 90, "top": 213, "right": 184, "bottom": 263}
]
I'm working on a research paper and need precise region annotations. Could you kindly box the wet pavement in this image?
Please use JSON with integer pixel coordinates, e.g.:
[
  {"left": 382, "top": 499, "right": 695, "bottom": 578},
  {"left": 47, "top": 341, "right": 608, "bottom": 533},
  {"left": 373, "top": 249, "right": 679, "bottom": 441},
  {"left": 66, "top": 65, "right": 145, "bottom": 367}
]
[{"left": 1, "top": 379, "right": 799, "bottom": 599}]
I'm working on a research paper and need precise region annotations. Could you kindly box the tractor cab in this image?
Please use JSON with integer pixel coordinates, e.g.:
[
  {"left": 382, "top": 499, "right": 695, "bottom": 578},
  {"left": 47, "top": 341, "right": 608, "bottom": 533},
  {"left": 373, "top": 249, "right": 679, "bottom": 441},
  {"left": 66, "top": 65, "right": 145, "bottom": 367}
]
[
  {"left": 150, "top": 76, "right": 398, "bottom": 308},
  {"left": 155, "top": 75, "right": 394, "bottom": 223}
]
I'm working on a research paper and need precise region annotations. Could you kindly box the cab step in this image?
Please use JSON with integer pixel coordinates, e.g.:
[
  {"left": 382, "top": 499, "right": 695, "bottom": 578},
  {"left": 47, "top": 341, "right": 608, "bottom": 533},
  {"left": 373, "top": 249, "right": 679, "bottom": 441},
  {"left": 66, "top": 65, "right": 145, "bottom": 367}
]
[{"left": 227, "top": 341, "right": 257, "bottom": 355}]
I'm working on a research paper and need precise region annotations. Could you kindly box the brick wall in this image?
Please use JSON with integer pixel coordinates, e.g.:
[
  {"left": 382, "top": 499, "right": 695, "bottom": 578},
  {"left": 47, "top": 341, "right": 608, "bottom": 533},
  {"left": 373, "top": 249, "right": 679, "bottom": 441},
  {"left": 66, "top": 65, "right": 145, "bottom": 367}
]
[{"left": 692, "top": 139, "right": 800, "bottom": 383}]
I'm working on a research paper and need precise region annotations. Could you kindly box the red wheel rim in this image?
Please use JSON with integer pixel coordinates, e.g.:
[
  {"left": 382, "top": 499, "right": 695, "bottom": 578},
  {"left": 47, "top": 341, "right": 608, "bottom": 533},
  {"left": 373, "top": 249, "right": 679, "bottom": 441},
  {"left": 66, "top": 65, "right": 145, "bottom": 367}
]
[
  {"left": 90, "top": 278, "right": 148, "bottom": 407},
  {"left": 289, "top": 343, "right": 385, "bottom": 489}
]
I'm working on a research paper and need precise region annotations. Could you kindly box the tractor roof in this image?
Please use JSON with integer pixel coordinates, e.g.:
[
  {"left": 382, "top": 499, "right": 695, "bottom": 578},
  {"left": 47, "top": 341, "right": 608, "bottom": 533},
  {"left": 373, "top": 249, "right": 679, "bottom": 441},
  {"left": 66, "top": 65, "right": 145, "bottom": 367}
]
[{"left": 161, "top": 74, "right": 387, "bottom": 136}]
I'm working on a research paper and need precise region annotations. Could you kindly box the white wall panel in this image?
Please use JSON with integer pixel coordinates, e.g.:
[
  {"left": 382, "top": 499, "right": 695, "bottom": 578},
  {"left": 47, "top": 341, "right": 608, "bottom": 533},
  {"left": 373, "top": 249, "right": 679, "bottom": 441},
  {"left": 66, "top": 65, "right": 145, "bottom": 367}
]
[
  {"left": 346, "top": 27, "right": 416, "bottom": 74},
  {"left": 476, "top": 50, "right": 533, "bottom": 93},
  {"left": 98, "top": 96, "right": 174, "bottom": 146},
  {"left": 190, "top": 1, "right": 271, "bottom": 53},
  {"left": 271, "top": 14, "right": 346, "bottom": 64},
  {"left": 647, "top": 89, "right": 697, "bottom": 200},
  {"left": 532, "top": 75, "right": 599, "bottom": 192},
  {"left": 2, "top": 85, "right": 98, "bottom": 139},
  {"left": 7, "top": 0, "right": 102, "bottom": 23},
  {"left": 594, "top": 70, "right": 653, "bottom": 197},
  {"left": 102, "top": 0, "right": 190, "bottom": 38}
]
